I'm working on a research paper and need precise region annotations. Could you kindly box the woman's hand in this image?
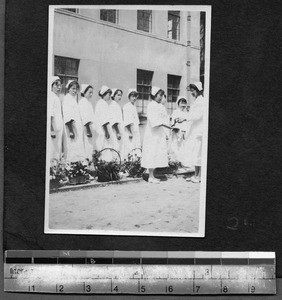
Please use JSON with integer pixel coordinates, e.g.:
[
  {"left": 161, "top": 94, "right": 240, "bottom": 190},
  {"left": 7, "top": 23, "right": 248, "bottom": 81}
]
[
  {"left": 105, "top": 132, "right": 110, "bottom": 139},
  {"left": 51, "top": 131, "right": 56, "bottom": 139},
  {"left": 117, "top": 133, "right": 121, "bottom": 140},
  {"left": 69, "top": 132, "right": 75, "bottom": 139}
]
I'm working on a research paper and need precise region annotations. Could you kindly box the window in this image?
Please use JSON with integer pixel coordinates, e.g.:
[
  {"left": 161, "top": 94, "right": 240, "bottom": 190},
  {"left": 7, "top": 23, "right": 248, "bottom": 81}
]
[
  {"left": 100, "top": 9, "right": 118, "bottom": 24},
  {"left": 136, "top": 69, "right": 154, "bottom": 115},
  {"left": 62, "top": 8, "right": 79, "bottom": 13},
  {"left": 54, "top": 56, "right": 80, "bottom": 94},
  {"left": 200, "top": 12, "right": 206, "bottom": 87},
  {"left": 167, "top": 74, "right": 181, "bottom": 115},
  {"left": 167, "top": 11, "right": 180, "bottom": 40},
  {"left": 137, "top": 10, "right": 152, "bottom": 33}
]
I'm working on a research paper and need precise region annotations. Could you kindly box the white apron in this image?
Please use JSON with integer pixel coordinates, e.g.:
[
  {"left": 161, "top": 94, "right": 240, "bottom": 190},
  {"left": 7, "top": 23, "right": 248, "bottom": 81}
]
[
  {"left": 141, "top": 101, "right": 168, "bottom": 169},
  {"left": 62, "top": 93, "right": 85, "bottom": 162},
  {"left": 49, "top": 91, "right": 64, "bottom": 161},
  {"left": 78, "top": 96, "right": 95, "bottom": 160},
  {"left": 109, "top": 100, "right": 124, "bottom": 160},
  {"left": 123, "top": 102, "right": 141, "bottom": 159},
  {"left": 183, "top": 95, "right": 205, "bottom": 167}
]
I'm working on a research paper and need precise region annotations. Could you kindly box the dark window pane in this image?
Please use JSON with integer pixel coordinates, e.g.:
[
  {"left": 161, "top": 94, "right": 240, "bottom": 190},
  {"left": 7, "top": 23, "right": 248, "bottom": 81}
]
[
  {"left": 100, "top": 9, "right": 117, "bottom": 23},
  {"left": 137, "top": 10, "right": 152, "bottom": 33},
  {"left": 168, "top": 11, "right": 180, "bottom": 40}
]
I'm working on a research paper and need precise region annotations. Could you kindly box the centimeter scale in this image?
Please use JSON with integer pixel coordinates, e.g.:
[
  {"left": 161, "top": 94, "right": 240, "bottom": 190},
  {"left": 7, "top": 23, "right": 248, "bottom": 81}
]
[{"left": 4, "top": 251, "right": 276, "bottom": 295}]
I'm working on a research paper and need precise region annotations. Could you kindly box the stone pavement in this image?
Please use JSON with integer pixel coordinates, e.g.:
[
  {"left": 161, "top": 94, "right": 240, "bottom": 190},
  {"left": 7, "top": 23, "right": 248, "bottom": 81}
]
[{"left": 48, "top": 175, "right": 201, "bottom": 236}]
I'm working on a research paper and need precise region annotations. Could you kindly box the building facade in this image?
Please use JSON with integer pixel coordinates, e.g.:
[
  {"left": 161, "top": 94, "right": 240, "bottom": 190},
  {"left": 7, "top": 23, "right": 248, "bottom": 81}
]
[{"left": 51, "top": 8, "right": 203, "bottom": 117}]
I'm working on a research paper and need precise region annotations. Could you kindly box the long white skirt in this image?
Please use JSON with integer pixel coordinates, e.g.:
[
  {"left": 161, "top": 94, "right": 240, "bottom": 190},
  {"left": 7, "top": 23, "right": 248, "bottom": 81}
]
[
  {"left": 50, "top": 128, "right": 63, "bottom": 161},
  {"left": 182, "top": 135, "right": 202, "bottom": 167},
  {"left": 141, "top": 126, "right": 168, "bottom": 169}
]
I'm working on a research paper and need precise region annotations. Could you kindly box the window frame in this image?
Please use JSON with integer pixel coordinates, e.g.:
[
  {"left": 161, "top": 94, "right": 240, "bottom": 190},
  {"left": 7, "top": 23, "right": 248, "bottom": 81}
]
[
  {"left": 167, "top": 11, "right": 180, "bottom": 41},
  {"left": 167, "top": 74, "right": 181, "bottom": 115},
  {"left": 100, "top": 9, "right": 119, "bottom": 24},
  {"left": 137, "top": 10, "right": 152, "bottom": 33},
  {"left": 136, "top": 69, "right": 154, "bottom": 115},
  {"left": 54, "top": 56, "right": 80, "bottom": 95}
]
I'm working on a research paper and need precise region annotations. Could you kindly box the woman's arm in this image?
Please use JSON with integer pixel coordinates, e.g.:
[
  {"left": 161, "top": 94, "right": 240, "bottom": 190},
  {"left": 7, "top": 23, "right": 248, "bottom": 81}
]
[
  {"left": 66, "top": 120, "right": 75, "bottom": 139},
  {"left": 125, "top": 124, "right": 133, "bottom": 139},
  {"left": 112, "top": 123, "right": 121, "bottom": 140},
  {"left": 85, "top": 122, "right": 92, "bottom": 138},
  {"left": 103, "top": 122, "right": 110, "bottom": 139},
  {"left": 51, "top": 116, "right": 56, "bottom": 138}
]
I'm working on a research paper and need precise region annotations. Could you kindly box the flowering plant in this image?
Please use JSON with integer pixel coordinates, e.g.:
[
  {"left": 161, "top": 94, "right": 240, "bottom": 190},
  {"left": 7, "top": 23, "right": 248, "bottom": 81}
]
[
  {"left": 168, "top": 154, "right": 181, "bottom": 171},
  {"left": 121, "top": 152, "right": 144, "bottom": 178},
  {"left": 49, "top": 159, "right": 68, "bottom": 183},
  {"left": 65, "top": 160, "right": 89, "bottom": 178}
]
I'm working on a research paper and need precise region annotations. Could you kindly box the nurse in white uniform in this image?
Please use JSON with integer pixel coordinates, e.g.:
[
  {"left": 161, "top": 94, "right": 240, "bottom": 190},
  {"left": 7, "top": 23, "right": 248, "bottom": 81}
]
[
  {"left": 49, "top": 76, "right": 63, "bottom": 161},
  {"left": 141, "top": 87, "right": 172, "bottom": 183},
  {"left": 170, "top": 96, "right": 189, "bottom": 164},
  {"left": 62, "top": 80, "right": 85, "bottom": 162},
  {"left": 94, "top": 86, "right": 115, "bottom": 160},
  {"left": 109, "top": 88, "right": 124, "bottom": 160},
  {"left": 78, "top": 84, "right": 95, "bottom": 160},
  {"left": 123, "top": 89, "right": 141, "bottom": 158},
  {"left": 184, "top": 82, "right": 206, "bottom": 183}
]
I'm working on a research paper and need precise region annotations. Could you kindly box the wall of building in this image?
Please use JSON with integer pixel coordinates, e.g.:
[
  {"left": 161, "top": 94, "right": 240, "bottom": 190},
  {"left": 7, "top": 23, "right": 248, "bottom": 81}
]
[{"left": 53, "top": 9, "right": 199, "bottom": 110}]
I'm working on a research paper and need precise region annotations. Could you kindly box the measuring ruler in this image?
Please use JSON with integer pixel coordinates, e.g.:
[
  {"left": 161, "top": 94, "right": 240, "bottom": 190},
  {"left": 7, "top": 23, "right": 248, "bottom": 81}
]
[{"left": 4, "top": 251, "right": 276, "bottom": 295}]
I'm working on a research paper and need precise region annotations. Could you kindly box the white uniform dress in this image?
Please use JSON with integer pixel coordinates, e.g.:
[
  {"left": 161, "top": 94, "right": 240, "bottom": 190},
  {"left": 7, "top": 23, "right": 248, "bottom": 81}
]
[
  {"left": 78, "top": 96, "right": 95, "bottom": 160},
  {"left": 49, "top": 91, "right": 64, "bottom": 161},
  {"left": 183, "top": 95, "right": 205, "bottom": 167},
  {"left": 170, "top": 108, "right": 189, "bottom": 164},
  {"left": 94, "top": 99, "right": 115, "bottom": 161},
  {"left": 123, "top": 102, "right": 141, "bottom": 158},
  {"left": 109, "top": 100, "right": 124, "bottom": 160},
  {"left": 62, "top": 93, "right": 85, "bottom": 162},
  {"left": 141, "top": 100, "right": 168, "bottom": 169}
]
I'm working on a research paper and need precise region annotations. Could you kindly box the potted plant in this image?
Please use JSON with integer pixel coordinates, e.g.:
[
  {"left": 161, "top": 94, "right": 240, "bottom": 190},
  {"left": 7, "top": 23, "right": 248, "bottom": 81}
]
[
  {"left": 92, "top": 149, "right": 121, "bottom": 182},
  {"left": 65, "top": 160, "right": 89, "bottom": 185},
  {"left": 49, "top": 159, "right": 68, "bottom": 190}
]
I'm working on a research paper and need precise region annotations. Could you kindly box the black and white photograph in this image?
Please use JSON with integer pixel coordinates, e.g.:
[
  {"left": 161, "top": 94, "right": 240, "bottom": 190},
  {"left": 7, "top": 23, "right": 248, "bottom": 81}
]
[{"left": 44, "top": 5, "right": 211, "bottom": 237}]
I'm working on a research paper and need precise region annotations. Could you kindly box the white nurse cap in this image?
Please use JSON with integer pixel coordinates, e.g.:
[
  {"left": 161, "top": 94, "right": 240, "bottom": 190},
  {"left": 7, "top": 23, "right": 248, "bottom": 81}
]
[
  {"left": 190, "top": 81, "right": 203, "bottom": 91},
  {"left": 127, "top": 88, "right": 138, "bottom": 98},
  {"left": 80, "top": 84, "right": 92, "bottom": 94},
  {"left": 51, "top": 76, "right": 61, "bottom": 86},
  {"left": 176, "top": 95, "right": 187, "bottom": 106},
  {"left": 66, "top": 79, "right": 79, "bottom": 89},
  {"left": 99, "top": 85, "right": 111, "bottom": 96},
  {"left": 151, "top": 86, "right": 162, "bottom": 97}
]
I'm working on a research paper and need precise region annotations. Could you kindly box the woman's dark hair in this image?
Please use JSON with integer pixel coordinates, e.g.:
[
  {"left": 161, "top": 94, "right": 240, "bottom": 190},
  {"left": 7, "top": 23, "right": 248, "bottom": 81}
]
[
  {"left": 52, "top": 80, "right": 61, "bottom": 88},
  {"left": 112, "top": 89, "right": 123, "bottom": 100},
  {"left": 189, "top": 84, "right": 203, "bottom": 96},
  {"left": 99, "top": 89, "right": 112, "bottom": 98},
  {"left": 178, "top": 98, "right": 187, "bottom": 105},
  {"left": 128, "top": 91, "right": 138, "bottom": 99},
  {"left": 81, "top": 85, "right": 93, "bottom": 97},
  {"left": 150, "top": 89, "right": 165, "bottom": 100},
  {"left": 67, "top": 81, "right": 79, "bottom": 91}
]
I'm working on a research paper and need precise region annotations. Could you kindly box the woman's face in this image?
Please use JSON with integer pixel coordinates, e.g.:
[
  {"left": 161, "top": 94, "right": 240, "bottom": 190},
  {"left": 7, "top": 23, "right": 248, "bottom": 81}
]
[
  {"left": 114, "top": 91, "right": 122, "bottom": 102},
  {"left": 155, "top": 92, "right": 163, "bottom": 103},
  {"left": 190, "top": 88, "right": 198, "bottom": 98},
  {"left": 103, "top": 92, "right": 112, "bottom": 101},
  {"left": 179, "top": 102, "right": 187, "bottom": 111},
  {"left": 84, "top": 88, "right": 93, "bottom": 99},
  {"left": 129, "top": 94, "right": 137, "bottom": 105},
  {"left": 69, "top": 84, "right": 78, "bottom": 96},
  {"left": 52, "top": 81, "right": 61, "bottom": 95}
]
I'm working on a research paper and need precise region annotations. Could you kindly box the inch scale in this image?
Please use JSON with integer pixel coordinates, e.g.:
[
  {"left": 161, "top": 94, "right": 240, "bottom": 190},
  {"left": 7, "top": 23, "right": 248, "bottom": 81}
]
[{"left": 4, "top": 251, "right": 276, "bottom": 295}]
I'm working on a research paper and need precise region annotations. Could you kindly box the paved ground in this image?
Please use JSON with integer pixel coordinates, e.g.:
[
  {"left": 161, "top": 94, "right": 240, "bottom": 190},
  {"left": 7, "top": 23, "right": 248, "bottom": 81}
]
[{"left": 48, "top": 175, "right": 201, "bottom": 235}]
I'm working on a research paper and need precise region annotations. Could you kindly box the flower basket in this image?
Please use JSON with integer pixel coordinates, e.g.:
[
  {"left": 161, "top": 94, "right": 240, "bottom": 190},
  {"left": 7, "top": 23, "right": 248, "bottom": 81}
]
[
  {"left": 92, "top": 148, "right": 122, "bottom": 182},
  {"left": 121, "top": 148, "right": 144, "bottom": 178}
]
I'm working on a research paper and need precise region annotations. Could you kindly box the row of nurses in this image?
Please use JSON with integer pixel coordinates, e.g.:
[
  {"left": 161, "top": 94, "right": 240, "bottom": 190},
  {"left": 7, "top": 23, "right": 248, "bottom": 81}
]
[{"left": 49, "top": 77, "right": 141, "bottom": 163}]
